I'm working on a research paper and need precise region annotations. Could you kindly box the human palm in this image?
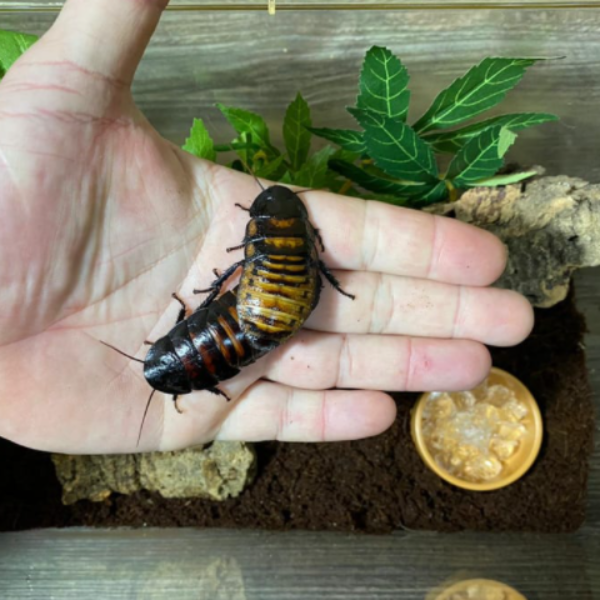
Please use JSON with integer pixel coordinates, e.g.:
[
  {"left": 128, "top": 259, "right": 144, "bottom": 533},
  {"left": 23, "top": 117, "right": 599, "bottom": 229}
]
[{"left": 0, "top": 0, "right": 533, "bottom": 454}]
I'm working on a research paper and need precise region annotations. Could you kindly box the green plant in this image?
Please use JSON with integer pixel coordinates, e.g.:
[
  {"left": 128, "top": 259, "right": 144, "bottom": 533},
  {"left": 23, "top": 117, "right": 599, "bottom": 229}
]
[
  {"left": 0, "top": 29, "right": 37, "bottom": 80},
  {"left": 183, "top": 96, "right": 348, "bottom": 193},
  {"left": 1, "top": 29, "right": 557, "bottom": 208},
  {"left": 185, "top": 47, "right": 557, "bottom": 207},
  {"left": 312, "top": 47, "right": 557, "bottom": 205}
]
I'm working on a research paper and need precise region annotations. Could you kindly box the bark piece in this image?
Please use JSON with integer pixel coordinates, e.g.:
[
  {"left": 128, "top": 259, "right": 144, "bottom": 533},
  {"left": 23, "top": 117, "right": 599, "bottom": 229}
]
[
  {"left": 52, "top": 442, "right": 256, "bottom": 505},
  {"left": 438, "top": 176, "right": 600, "bottom": 307}
]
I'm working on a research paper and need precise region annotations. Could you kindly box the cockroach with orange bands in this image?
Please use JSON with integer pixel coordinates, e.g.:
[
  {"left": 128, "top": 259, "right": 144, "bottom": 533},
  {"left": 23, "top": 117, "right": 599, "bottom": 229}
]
[{"left": 197, "top": 184, "right": 355, "bottom": 354}]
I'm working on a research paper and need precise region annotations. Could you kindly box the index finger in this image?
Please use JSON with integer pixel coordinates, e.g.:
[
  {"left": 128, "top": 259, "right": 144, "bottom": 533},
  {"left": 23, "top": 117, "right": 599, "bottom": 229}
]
[{"left": 303, "top": 191, "right": 507, "bottom": 286}]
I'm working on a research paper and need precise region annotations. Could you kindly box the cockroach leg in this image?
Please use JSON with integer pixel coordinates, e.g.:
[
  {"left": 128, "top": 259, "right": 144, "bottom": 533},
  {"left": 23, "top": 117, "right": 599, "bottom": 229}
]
[
  {"left": 318, "top": 260, "right": 355, "bottom": 300},
  {"left": 235, "top": 203, "right": 250, "bottom": 212},
  {"left": 314, "top": 228, "right": 326, "bottom": 252},
  {"left": 173, "top": 395, "right": 184, "bottom": 414},
  {"left": 193, "top": 269, "right": 222, "bottom": 295},
  {"left": 194, "top": 260, "right": 244, "bottom": 308},
  {"left": 208, "top": 387, "right": 231, "bottom": 401},
  {"left": 172, "top": 292, "right": 189, "bottom": 324},
  {"left": 227, "top": 235, "right": 271, "bottom": 253}
]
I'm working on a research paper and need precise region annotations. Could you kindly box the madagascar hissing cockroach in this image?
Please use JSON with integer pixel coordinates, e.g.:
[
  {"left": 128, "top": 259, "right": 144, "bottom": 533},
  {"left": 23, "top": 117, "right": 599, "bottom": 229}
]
[
  {"left": 198, "top": 184, "right": 355, "bottom": 353},
  {"left": 102, "top": 286, "right": 267, "bottom": 445},
  {"left": 143, "top": 287, "right": 266, "bottom": 400}
]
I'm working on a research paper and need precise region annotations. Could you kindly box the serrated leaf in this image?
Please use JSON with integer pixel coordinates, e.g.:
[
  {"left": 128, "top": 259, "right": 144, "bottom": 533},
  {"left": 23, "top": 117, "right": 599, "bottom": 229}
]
[
  {"left": 447, "top": 126, "right": 517, "bottom": 188},
  {"left": 283, "top": 93, "right": 312, "bottom": 171},
  {"left": 357, "top": 46, "right": 410, "bottom": 121},
  {"left": 255, "top": 155, "right": 286, "bottom": 180},
  {"left": 308, "top": 127, "right": 366, "bottom": 154},
  {"left": 424, "top": 112, "right": 558, "bottom": 154},
  {"left": 329, "top": 159, "right": 443, "bottom": 200},
  {"left": 474, "top": 170, "right": 538, "bottom": 186},
  {"left": 414, "top": 58, "right": 542, "bottom": 134},
  {"left": 182, "top": 118, "right": 216, "bottom": 161},
  {"left": 216, "top": 103, "right": 279, "bottom": 158},
  {"left": 350, "top": 108, "right": 438, "bottom": 183},
  {"left": 0, "top": 29, "right": 38, "bottom": 79},
  {"left": 291, "top": 146, "right": 336, "bottom": 188}
]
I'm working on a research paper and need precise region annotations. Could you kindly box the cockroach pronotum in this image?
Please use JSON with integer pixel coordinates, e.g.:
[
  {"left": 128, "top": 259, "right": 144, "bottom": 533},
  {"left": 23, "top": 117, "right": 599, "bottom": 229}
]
[
  {"left": 198, "top": 183, "right": 355, "bottom": 353},
  {"left": 102, "top": 286, "right": 267, "bottom": 445}
]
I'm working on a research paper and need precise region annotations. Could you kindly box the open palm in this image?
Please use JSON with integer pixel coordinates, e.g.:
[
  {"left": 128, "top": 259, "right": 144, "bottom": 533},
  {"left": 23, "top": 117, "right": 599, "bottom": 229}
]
[{"left": 0, "top": 0, "right": 533, "bottom": 454}]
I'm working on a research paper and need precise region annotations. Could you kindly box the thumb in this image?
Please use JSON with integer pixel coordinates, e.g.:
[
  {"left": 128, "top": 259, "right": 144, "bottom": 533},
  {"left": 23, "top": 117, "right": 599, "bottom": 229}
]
[{"left": 42, "top": 0, "right": 168, "bottom": 86}]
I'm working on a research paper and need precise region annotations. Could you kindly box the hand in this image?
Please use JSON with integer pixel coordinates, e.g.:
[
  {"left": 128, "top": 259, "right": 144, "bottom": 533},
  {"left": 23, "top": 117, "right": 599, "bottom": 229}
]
[{"left": 0, "top": 0, "right": 533, "bottom": 454}]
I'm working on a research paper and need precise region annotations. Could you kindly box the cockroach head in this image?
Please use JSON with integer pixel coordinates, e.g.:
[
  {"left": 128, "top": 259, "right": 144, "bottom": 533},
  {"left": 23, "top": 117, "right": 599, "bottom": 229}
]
[{"left": 250, "top": 185, "right": 308, "bottom": 219}]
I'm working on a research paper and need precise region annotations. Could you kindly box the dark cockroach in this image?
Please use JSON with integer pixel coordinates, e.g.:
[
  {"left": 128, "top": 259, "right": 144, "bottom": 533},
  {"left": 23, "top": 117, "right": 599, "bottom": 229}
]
[
  {"left": 102, "top": 286, "right": 267, "bottom": 445},
  {"left": 143, "top": 287, "right": 266, "bottom": 400},
  {"left": 198, "top": 184, "right": 354, "bottom": 353}
]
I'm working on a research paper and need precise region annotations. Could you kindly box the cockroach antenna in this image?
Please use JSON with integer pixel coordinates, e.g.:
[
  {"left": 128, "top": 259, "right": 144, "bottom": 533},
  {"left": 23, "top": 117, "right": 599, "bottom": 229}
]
[
  {"left": 137, "top": 389, "right": 156, "bottom": 447},
  {"left": 100, "top": 340, "right": 145, "bottom": 364},
  {"left": 99, "top": 340, "right": 155, "bottom": 447},
  {"left": 251, "top": 170, "right": 266, "bottom": 192},
  {"left": 238, "top": 155, "right": 266, "bottom": 192}
]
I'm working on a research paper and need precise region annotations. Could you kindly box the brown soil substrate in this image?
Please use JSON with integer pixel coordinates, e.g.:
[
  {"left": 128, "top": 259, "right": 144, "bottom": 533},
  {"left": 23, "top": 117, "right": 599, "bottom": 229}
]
[{"left": 0, "top": 285, "right": 595, "bottom": 533}]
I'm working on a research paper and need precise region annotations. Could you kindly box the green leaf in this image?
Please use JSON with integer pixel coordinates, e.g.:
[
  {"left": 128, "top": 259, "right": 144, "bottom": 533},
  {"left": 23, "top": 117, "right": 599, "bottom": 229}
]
[
  {"left": 474, "top": 170, "right": 538, "bottom": 187},
  {"left": 357, "top": 46, "right": 410, "bottom": 121},
  {"left": 229, "top": 159, "right": 245, "bottom": 172},
  {"left": 308, "top": 127, "right": 366, "bottom": 154},
  {"left": 447, "top": 126, "right": 517, "bottom": 188},
  {"left": 283, "top": 92, "right": 312, "bottom": 171},
  {"left": 216, "top": 103, "right": 279, "bottom": 158},
  {"left": 0, "top": 29, "right": 38, "bottom": 79},
  {"left": 353, "top": 182, "right": 448, "bottom": 208},
  {"left": 424, "top": 112, "right": 558, "bottom": 154},
  {"left": 414, "top": 58, "right": 542, "bottom": 134},
  {"left": 419, "top": 181, "right": 449, "bottom": 204},
  {"left": 322, "top": 171, "right": 346, "bottom": 194},
  {"left": 350, "top": 108, "right": 439, "bottom": 183},
  {"left": 255, "top": 155, "right": 286, "bottom": 180},
  {"left": 331, "top": 148, "right": 362, "bottom": 164},
  {"left": 292, "top": 146, "right": 336, "bottom": 188},
  {"left": 279, "top": 171, "right": 294, "bottom": 185},
  {"left": 329, "top": 159, "right": 443, "bottom": 200},
  {"left": 228, "top": 131, "right": 255, "bottom": 164},
  {"left": 182, "top": 118, "right": 216, "bottom": 161}
]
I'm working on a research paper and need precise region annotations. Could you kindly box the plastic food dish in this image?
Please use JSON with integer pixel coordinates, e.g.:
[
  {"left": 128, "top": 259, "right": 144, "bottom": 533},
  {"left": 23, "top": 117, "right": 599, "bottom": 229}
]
[{"left": 411, "top": 367, "right": 543, "bottom": 492}]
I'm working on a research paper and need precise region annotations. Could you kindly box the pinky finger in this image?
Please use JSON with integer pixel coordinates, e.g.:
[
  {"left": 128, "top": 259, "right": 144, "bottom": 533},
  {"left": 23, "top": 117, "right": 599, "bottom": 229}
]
[{"left": 216, "top": 381, "right": 397, "bottom": 443}]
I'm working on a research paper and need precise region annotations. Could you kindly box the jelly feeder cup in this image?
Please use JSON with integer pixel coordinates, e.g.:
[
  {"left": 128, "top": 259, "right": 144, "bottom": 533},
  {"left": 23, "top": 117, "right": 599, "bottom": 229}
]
[
  {"left": 411, "top": 367, "right": 544, "bottom": 492},
  {"left": 432, "top": 578, "right": 528, "bottom": 600}
]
